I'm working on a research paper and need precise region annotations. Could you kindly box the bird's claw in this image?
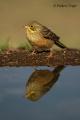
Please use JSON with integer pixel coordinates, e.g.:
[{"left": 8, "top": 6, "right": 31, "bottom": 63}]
[
  {"left": 47, "top": 52, "right": 53, "bottom": 59},
  {"left": 31, "top": 49, "right": 37, "bottom": 55}
]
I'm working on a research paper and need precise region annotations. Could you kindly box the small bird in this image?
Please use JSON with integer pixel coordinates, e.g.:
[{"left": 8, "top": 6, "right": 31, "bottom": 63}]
[
  {"left": 24, "top": 66, "right": 65, "bottom": 101},
  {"left": 24, "top": 21, "right": 66, "bottom": 56}
]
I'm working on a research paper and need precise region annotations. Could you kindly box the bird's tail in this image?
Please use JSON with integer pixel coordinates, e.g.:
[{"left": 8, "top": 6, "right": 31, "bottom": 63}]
[
  {"left": 55, "top": 40, "right": 67, "bottom": 48},
  {"left": 53, "top": 65, "right": 65, "bottom": 73}
]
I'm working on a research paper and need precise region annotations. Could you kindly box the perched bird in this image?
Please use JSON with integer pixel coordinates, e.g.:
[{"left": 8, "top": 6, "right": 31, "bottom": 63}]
[
  {"left": 24, "top": 21, "right": 67, "bottom": 56},
  {"left": 24, "top": 66, "right": 65, "bottom": 101}
]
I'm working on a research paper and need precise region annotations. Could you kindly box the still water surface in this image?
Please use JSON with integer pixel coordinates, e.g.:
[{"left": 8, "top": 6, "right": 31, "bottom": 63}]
[{"left": 0, "top": 66, "right": 80, "bottom": 120}]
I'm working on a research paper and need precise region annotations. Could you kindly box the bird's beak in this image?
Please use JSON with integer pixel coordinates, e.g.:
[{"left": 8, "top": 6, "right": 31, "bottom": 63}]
[{"left": 25, "top": 25, "right": 28, "bottom": 29}]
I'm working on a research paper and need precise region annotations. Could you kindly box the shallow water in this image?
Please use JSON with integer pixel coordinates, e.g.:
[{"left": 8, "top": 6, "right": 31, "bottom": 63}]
[{"left": 0, "top": 66, "right": 80, "bottom": 120}]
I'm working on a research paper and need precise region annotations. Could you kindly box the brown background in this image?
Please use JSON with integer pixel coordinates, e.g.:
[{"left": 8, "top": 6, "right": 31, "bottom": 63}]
[{"left": 0, "top": 0, "right": 80, "bottom": 48}]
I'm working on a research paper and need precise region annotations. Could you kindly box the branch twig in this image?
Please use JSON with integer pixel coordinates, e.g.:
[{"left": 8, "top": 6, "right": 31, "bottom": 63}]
[{"left": 0, "top": 48, "right": 80, "bottom": 67}]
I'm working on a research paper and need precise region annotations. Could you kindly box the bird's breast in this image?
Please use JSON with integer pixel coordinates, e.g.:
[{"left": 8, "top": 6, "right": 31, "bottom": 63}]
[
  {"left": 26, "top": 29, "right": 54, "bottom": 48},
  {"left": 34, "top": 38, "right": 54, "bottom": 48},
  {"left": 26, "top": 29, "right": 40, "bottom": 42}
]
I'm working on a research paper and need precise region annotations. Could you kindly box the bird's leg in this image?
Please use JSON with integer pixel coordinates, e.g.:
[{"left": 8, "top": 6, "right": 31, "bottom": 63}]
[
  {"left": 47, "top": 47, "right": 54, "bottom": 58},
  {"left": 31, "top": 46, "right": 39, "bottom": 55},
  {"left": 47, "top": 47, "right": 57, "bottom": 59},
  {"left": 47, "top": 51, "right": 53, "bottom": 59},
  {"left": 31, "top": 49, "right": 37, "bottom": 55}
]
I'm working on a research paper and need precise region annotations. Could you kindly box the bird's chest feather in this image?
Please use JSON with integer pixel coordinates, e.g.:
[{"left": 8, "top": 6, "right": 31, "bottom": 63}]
[
  {"left": 27, "top": 30, "right": 53, "bottom": 48},
  {"left": 27, "top": 30, "right": 40, "bottom": 42}
]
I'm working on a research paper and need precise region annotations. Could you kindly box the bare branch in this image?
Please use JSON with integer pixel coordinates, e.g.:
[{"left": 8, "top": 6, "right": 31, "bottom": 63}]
[{"left": 0, "top": 48, "right": 80, "bottom": 67}]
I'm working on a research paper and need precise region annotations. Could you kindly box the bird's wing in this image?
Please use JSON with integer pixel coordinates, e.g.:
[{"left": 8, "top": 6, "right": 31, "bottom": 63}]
[
  {"left": 41, "top": 26, "right": 66, "bottom": 48},
  {"left": 41, "top": 26, "right": 60, "bottom": 41}
]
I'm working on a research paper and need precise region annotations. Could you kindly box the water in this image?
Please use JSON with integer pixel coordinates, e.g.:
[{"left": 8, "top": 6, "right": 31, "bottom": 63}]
[{"left": 0, "top": 66, "right": 80, "bottom": 120}]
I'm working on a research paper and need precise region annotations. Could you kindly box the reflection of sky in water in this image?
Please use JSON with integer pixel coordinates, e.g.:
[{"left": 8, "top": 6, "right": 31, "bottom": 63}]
[{"left": 0, "top": 67, "right": 80, "bottom": 120}]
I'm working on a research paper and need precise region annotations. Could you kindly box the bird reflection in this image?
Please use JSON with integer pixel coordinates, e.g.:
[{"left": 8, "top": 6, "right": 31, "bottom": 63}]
[{"left": 24, "top": 66, "right": 65, "bottom": 101}]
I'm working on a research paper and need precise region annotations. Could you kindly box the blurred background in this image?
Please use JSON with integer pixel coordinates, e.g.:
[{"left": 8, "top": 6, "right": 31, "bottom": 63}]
[{"left": 0, "top": 0, "right": 80, "bottom": 48}]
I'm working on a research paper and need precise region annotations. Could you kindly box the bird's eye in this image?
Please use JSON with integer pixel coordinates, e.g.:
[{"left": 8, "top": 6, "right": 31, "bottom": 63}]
[
  {"left": 30, "top": 25, "right": 35, "bottom": 31},
  {"left": 30, "top": 25, "right": 33, "bottom": 28}
]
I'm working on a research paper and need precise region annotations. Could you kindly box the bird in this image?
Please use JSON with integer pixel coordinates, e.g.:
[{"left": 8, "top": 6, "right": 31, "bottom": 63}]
[
  {"left": 24, "top": 21, "right": 67, "bottom": 57},
  {"left": 24, "top": 66, "right": 65, "bottom": 101}
]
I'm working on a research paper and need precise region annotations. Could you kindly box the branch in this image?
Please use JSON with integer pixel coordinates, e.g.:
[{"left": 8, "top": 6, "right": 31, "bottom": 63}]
[{"left": 0, "top": 48, "right": 80, "bottom": 67}]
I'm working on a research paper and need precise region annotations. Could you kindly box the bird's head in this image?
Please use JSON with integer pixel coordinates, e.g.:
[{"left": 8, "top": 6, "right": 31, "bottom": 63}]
[
  {"left": 24, "top": 21, "right": 43, "bottom": 41},
  {"left": 25, "top": 82, "right": 43, "bottom": 101},
  {"left": 25, "top": 21, "right": 42, "bottom": 33}
]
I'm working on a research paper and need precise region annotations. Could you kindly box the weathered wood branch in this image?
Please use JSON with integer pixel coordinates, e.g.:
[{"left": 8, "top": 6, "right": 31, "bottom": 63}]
[{"left": 0, "top": 48, "right": 80, "bottom": 67}]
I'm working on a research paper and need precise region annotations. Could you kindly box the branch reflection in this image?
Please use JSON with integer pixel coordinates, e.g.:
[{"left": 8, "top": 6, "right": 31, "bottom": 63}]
[{"left": 24, "top": 66, "right": 65, "bottom": 101}]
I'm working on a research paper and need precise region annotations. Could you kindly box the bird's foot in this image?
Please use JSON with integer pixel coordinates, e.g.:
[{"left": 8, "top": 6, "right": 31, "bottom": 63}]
[
  {"left": 47, "top": 52, "right": 53, "bottom": 59},
  {"left": 31, "top": 49, "right": 37, "bottom": 55}
]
